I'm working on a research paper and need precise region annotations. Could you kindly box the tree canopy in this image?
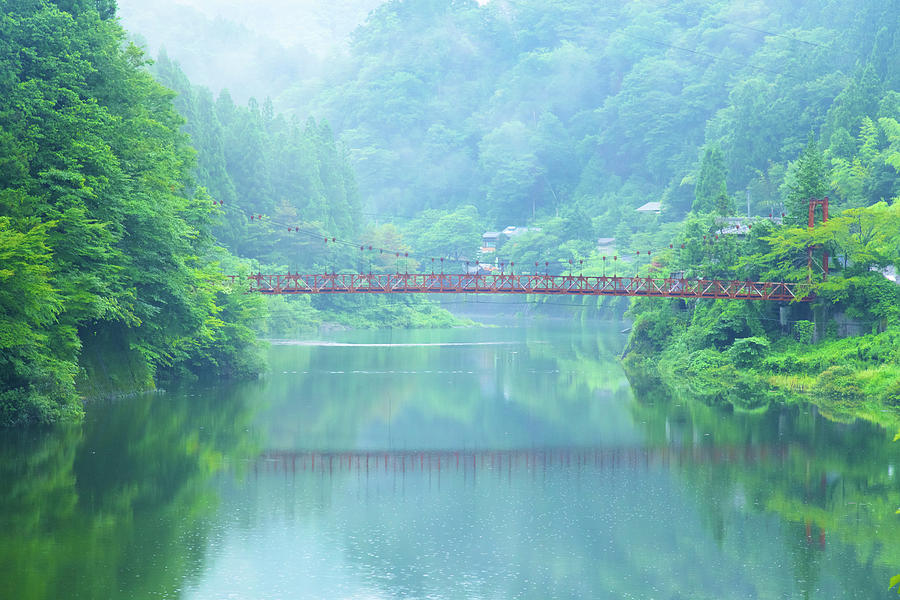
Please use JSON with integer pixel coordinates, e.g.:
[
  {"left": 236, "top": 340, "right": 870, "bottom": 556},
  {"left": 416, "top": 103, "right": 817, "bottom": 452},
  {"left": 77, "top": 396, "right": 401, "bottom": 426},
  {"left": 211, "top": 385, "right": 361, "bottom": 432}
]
[{"left": 0, "top": 0, "right": 263, "bottom": 425}]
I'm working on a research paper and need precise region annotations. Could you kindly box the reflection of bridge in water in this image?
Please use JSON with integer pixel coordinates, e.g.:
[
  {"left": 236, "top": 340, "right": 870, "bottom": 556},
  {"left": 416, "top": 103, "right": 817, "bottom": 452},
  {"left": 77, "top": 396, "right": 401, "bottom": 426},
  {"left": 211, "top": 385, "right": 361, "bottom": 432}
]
[
  {"left": 246, "top": 445, "right": 791, "bottom": 476},
  {"left": 240, "top": 445, "right": 827, "bottom": 548}
]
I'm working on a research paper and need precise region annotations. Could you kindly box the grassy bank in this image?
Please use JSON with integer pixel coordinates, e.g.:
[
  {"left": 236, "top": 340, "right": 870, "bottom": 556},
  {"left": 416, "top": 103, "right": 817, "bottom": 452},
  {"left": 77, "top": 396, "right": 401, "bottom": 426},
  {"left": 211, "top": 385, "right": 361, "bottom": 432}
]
[
  {"left": 259, "top": 294, "right": 473, "bottom": 336},
  {"left": 622, "top": 297, "right": 900, "bottom": 430}
]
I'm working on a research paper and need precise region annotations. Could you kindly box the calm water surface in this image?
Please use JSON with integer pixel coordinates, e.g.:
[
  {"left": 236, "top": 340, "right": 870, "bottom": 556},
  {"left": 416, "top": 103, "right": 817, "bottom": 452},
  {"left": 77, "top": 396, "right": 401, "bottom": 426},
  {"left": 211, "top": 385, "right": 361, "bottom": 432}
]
[{"left": 2, "top": 323, "right": 899, "bottom": 599}]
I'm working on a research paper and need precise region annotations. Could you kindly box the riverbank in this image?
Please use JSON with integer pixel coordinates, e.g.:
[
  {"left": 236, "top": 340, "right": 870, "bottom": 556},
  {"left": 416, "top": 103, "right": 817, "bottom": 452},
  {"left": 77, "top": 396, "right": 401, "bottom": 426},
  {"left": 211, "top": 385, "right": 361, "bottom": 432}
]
[
  {"left": 65, "top": 297, "right": 474, "bottom": 413},
  {"left": 622, "top": 298, "right": 900, "bottom": 430}
]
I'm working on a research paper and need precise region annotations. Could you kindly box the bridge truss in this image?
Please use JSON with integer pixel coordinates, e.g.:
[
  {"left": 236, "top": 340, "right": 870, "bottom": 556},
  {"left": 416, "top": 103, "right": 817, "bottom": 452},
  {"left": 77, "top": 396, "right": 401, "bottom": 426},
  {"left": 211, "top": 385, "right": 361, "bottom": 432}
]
[{"left": 238, "top": 272, "right": 813, "bottom": 302}]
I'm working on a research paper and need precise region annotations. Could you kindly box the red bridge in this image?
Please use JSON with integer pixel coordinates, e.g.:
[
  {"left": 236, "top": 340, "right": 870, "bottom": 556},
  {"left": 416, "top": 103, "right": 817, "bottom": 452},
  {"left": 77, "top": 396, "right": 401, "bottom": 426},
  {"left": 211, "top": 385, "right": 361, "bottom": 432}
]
[
  {"left": 238, "top": 272, "right": 814, "bottom": 302},
  {"left": 233, "top": 198, "right": 830, "bottom": 302}
]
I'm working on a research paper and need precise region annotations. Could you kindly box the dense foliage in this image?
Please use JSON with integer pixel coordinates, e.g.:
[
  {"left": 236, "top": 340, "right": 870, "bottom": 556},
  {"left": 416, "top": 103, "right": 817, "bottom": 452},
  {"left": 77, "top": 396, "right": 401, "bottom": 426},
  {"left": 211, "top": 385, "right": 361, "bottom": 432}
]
[
  {"left": 279, "top": 1, "right": 898, "bottom": 232},
  {"left": 623, "top": 200, "right": 900, "bottom": 418},
  {"left": 4, "top": 0, "right": 899, "bottom": 424},
  {"left": 0, "top": 0, "right": 263, "bottom": 425},
  {"left": 126, "top": 0, "right": 898, "bottom": 306},
  {"left": 150, "top": 55, "right": 466, "bottom": 331},
  {"left": 271, "top": 0, "right": 900, "bottom": 317}
]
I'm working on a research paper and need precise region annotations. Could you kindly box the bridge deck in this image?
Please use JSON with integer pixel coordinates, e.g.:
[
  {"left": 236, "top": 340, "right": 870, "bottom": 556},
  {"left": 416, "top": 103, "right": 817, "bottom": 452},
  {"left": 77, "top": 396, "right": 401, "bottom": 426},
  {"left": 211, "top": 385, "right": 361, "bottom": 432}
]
[{"left": 236, "top": 273, "right": 813, "bottom": 302}]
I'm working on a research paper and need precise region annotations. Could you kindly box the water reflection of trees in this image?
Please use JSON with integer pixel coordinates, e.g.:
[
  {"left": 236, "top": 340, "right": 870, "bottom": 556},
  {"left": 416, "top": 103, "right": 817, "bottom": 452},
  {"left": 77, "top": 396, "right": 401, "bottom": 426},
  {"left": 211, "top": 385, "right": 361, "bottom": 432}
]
[
  {"left": 166, "top": 330, "right": 900, "bottom": 599},
  {"left": 0, "top": 388, "right": 258, "bottom": 599},
  {"left": 631, "top": 385, "right": 900, "bottom": 599},
  {"left": 258, "top": 326, "right": 633, "bottom": 451}
]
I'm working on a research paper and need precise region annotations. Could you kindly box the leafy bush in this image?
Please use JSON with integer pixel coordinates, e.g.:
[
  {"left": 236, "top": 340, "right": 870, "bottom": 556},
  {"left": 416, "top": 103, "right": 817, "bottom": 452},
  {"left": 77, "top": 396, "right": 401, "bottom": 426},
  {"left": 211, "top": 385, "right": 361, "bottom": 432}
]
[
  {"left": 0, "top": 388, "right": 82, "bottom": 428},
  {"left": 761, "top": 351, "right": 800, "bottom": 373},
  {"left": 728, "top": 336, "right": 771, "bottom": 367},
  {"left": 792, "top": 320, "right": 815, "bottom": 344},
  {"left": 626, "top": 305, "right": 679, "bottom": 354},
  {"left": 885, "top": 379, "right": 900, "bottom": 407},
  {"left": 687, "top": 348, "right": 727, "bottom": 374},
  {"left": 814, "top": 365, "right": 865, "bottom": 406}
]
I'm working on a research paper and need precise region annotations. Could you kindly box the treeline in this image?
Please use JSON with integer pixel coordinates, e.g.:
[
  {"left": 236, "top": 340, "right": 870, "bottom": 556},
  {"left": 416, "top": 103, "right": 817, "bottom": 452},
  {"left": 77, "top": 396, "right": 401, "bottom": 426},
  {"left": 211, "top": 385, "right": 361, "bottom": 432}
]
[
  {"left": 277, "top": 0, "right": 900, "bottom": 262},
  {"left": 150, "top": 55, "right": 462, "bottom": 332},
  {"left": 0, "top": 0, "right": 263, "bottom": 426},
  {"left": 153, "top": 52, "right": 361, "bottom": 266}
]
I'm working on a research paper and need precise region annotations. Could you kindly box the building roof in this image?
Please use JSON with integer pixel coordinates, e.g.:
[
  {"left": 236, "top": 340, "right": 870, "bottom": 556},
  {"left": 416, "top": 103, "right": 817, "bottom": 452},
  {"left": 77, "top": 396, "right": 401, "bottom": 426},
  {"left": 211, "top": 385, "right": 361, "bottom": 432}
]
[
  {"left": 502, "top": 226, "right": 539, "bottom": 237},
  {"left": 876, "top": 265, "right": 899, "bottom": 284},
  {"left": 636, "top": 201, "right": 662, "bottom": 213},
  {"left": 482, "top": 231, "right": 501, "bottom": 239},
  {"left": 716, "top": 215, "right": 784, "bottom": 235},
  {"left": 597, "top": 237, "right": 615, "bottom": 245}
]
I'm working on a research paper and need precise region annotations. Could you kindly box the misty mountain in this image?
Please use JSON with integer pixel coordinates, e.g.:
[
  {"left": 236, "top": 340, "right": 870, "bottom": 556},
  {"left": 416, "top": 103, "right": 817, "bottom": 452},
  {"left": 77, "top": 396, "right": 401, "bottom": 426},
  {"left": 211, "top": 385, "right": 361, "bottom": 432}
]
[{"left": 116, "top": 0, "right": 384, "bottom": 104}]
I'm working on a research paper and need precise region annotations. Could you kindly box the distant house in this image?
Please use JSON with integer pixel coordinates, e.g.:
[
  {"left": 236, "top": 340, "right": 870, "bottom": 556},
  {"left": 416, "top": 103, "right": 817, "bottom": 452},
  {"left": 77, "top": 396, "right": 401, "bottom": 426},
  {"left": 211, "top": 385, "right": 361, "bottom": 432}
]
[
  {"left": 481, "top": 231, "right": 501, "bottom": 253},
  {"left": 482, "top": 226, "right": 539, "bottom": 254},
  {"left": 502, "top": 225, "right": 539, "bottom": 237},
  {"left": 636, "top": 201, "right": 662, "bottom": 214},
  {"left": 716, "top": 217, "right": 752, "bottom": 236},
  {"left": 716, "top": 215, "right": 783, "bottom": 236},
  {"left": 597, "top": 237, "right": 615, "bottom": 253},
  {"left": 874, "top": 265, "right": 899, "bottom": 284}
]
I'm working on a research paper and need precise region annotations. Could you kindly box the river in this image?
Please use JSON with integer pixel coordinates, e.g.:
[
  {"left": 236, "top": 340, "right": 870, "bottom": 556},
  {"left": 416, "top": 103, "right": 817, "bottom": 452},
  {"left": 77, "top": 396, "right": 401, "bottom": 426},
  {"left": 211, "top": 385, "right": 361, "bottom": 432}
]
[{"left": 1, "top": 322, "right": 898, "bottom": 599}]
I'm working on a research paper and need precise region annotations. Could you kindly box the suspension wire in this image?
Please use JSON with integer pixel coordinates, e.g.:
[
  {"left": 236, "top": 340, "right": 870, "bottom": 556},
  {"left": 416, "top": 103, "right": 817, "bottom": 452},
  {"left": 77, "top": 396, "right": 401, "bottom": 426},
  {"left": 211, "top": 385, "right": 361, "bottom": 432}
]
[
  {"left": 243, "top": 208, "right": 791, "bottom": 279},
  {"left": 361, "top": 211, "right": 418, "bottom": 220},
  {"left": 676, "top": 6, "right": 861, "bottom": 61},
  {"left": 704, "top": 20, "right": 830, "bottom": 50}
]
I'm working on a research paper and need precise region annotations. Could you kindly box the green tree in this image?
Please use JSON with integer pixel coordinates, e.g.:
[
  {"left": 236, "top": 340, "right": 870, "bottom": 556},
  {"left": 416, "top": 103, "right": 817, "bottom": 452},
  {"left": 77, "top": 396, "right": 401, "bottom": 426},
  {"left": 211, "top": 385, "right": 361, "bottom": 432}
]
[
  {"left": 781, "top": 136, "right": 830, "bottom": 226},
  {"left": 692, "top": 147, "right": 728, "bottom": 214},
  {"left": 0, "top": 0, "right": 264, "bottom": 424},
  {"left": 406, "top": 205, "right": 484, "bottom": 261}
]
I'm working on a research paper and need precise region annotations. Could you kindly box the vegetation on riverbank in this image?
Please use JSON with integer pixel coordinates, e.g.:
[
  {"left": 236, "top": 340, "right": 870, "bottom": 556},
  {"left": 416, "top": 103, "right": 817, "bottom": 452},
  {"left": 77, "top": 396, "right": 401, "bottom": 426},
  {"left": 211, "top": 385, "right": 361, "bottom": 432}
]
[
  {"left": 623, "top": 198, "right": 900, "bottom": 426},
  {"left": 619, "top": 27, "right": 900, "bottom": 423},
  {"left": 5, "top": 0, "right": 900, "bottom": 425},
  {"left": 0, "top": 1, "right": 265, "bottom": 425}
]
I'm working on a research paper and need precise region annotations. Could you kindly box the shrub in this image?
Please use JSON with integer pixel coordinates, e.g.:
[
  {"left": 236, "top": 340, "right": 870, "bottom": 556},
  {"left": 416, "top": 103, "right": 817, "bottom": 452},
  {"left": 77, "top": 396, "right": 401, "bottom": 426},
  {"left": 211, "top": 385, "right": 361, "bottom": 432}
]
[
  {"left": 728, "top": 336, "right": 771, "bottom": 368},
  {"left": 814, "top": 365, "right": 865, "bottom": 406},
  {"left": 792, "top": 320, "right": 815, "bottom": 344}
]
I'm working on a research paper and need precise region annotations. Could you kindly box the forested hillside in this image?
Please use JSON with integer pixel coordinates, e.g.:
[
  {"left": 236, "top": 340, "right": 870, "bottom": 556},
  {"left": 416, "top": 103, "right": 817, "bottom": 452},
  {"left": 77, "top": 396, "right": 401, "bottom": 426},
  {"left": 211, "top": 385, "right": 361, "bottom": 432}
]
[
  {"left": 133, "top": 0, "right": 900, "bottom": 274},
  {"left": 3, "top": 0, "right": 899, "bottom": 425},
  {"left": 149, "top": 54, "right": 465, "bottom": 331},
  {"left": 0, "top": 0, "right": 263, "bottom": 426},
  {"left": 130, "top": 0, "right": 900, "bottom": 340},
  {"left": 288, "top": 0, "right": 899, "bottom": 235}
]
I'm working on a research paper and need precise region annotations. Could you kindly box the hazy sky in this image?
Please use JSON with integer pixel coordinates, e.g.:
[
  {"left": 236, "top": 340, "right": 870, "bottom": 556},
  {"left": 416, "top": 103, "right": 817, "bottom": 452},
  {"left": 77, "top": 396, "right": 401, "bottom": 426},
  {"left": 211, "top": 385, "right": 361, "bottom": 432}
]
[
  {"left": 117, "top": 0, "right": 385, "bottom": 56},
  {"left": 114, "top": 0, "right": 391, "bottom": 104}
]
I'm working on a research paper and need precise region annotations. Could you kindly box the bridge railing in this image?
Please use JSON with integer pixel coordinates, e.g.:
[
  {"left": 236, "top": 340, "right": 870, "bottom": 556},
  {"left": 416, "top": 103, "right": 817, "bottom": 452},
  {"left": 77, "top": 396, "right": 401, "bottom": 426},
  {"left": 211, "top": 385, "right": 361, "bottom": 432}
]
[{"left": 239, "top": 273, "right": 814, "bottom": 301}]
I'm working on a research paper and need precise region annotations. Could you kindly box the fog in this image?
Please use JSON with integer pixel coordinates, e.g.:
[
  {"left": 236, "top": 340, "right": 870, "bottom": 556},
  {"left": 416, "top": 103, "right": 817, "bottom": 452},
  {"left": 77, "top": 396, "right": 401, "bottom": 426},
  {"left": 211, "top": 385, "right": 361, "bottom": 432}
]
[{"left": 116, "top": 0, "right": 384, "bottom": 103}]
